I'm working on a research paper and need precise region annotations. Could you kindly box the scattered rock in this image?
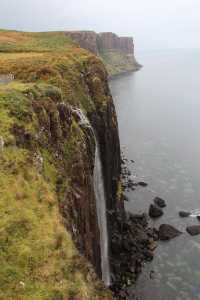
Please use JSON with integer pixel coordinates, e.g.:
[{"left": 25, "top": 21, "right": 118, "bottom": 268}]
[
  {"left": 148, "top": 239, "right": 158, "bottom": 251},
  {"left": 143, "top": 249, "right": 154, "bottom": 261},
  {"left": 179, "top": 211, "right": 190, "bottom": 218},
  {"left": 158, "top": 224, "right": 182, "bottom": 240},
  {"left": 149, "top": 204, "right": 163, "bottom": 218},
  {"left": 186, "top": 225, "right": 200, "bottom": 236},
  {"left": 110, "top": 211, "right": 156, "bottom": 298},
  {"left": 154, "top": 197, "right": 166, "bottom": 208},
  {"left": 138, "top": 181, "right": 148, "bottom": 187}
]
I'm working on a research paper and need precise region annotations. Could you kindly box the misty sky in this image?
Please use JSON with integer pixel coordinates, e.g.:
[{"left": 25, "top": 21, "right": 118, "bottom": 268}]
[{"left": 1, "top": 0, "right": 200, "bottom": 52}]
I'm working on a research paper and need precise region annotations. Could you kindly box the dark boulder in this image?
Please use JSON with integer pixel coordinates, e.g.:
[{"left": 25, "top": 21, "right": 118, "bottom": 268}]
[
  {"left": 154, "top": 197, "right": 166, "bottom": 208},
  {"left": 158, "top": 224, "right": 182, "bottom": 241},
  {"left": 143, "top": 249, "right": 154, "bottom": 261},
  {"left": 197, "top": 216, "right": 200, "bottom": 221},
  {"left": 138, "top": 181, "right": 148, "bottom": 187},
  {"left": 149, "top": 204, "right": 163, "bottom": 218},
  {"left": 179, "top": 211, "right": 190, "bottom": 217},
  {"left": 186, "top": 225, "right": 200, "bottom": 236}
]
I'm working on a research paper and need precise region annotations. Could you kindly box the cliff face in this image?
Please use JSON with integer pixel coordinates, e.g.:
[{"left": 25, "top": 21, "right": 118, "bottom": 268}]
[
  {"left": 98, "top": 32, "right": 134, "bottom": 54},
  {"left": 66, "top": 31, "right": 141, "bottom": 76},
  {"left": 65, "top": 31, "right": 99, "bottom": 54},
  {"left": 0, "top": 30, "right": 121, "bottom": 299}
]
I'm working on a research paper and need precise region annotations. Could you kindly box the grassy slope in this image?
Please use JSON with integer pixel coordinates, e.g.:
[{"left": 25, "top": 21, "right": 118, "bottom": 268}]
[
  {"left": 99, "top": 49, "right": 139, "bottom": 76},
  {"left": 0, "top": 30, "right": 114, "bottom": 300}
]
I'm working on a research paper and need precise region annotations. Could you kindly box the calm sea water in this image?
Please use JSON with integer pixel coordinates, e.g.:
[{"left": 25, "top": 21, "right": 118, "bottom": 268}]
[{"left": 110, "top": 50, "right": 200, "bottom": 300}]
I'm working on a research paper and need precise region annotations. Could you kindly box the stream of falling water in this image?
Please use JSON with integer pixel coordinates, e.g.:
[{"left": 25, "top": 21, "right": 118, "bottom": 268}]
[
  {"left": 93, "top": 140, "right": 111, "bottom": 286},
  {"left": 72, "top": 107, "right": 110, "bottom": 286}
]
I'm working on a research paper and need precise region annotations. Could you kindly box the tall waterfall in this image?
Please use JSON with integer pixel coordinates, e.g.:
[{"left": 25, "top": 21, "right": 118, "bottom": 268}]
[
  {"left": 93, "top": 140, "right": 111, "bottom": 286},
  {"left": 72, "top": 107, "right": 110, "bottom": 286}
]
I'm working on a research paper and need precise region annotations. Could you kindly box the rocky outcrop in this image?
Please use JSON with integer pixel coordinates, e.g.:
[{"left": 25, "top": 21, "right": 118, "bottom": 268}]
[
  {"left": 98, "top": 32, "right": 134, "bottom": 54},
  {"left": 66, "top": 31, "right": 134, "bottom": 56},
  {"left": 66, "top": 31, "right": 141, "bottom": 76},
  {"left": 66, "top": 31, "right": 99, "bottom": 54}
]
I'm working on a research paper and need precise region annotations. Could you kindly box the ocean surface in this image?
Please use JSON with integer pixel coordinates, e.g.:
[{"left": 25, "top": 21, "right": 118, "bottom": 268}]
[{"left": 110, "top": 49, "right": 200, "bottom": 300}]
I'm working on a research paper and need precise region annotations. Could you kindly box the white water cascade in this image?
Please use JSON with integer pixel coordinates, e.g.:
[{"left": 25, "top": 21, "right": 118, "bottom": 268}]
[
  {"left": 93, "top": 140, "right": 111, "bottom": 286},
  {"left": 72, "top": 107, "right": 110, "bottom": 286}
]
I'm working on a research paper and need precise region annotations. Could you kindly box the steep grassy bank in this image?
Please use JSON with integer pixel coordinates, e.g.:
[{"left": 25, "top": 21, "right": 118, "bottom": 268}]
[
  {"left": 0, "top": 30, "right": 119, "bottom": 300},
  {"left": 99, "top": 49, "right": 141, "bottom": 77}
]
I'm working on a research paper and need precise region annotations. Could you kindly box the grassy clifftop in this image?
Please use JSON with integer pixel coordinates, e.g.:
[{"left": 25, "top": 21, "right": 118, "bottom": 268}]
[{"left": 0, "top": 30, "right": 114, "bottom": 300}]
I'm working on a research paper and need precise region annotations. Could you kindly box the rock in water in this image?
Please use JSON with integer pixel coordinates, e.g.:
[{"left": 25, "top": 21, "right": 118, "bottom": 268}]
[
  {"left": 138, "top": 181, "right": 148, "bottom": 187},
  {"left": 159, "top": 224, "right": 182, "bottom": 240},
  {"left": 149, "top": 204, "right": 163, "bottom": 218},
  {"left": 179, "top": 211, "right": 190, "bottom": 217},
  {"left": 197, "top": 216, "right": 200, "bottom": 221},
  {"left": 186, "top": 225, "right": 200, "bottom": 236},
  {"left": 154, "top": 197, "right": 166, "bottom": 208}
]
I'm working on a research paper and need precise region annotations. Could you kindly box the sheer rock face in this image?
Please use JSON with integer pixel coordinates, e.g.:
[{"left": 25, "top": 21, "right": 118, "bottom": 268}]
[
  {"left": 5, "top": 50, "right": 121, "bottom": 281},
  {"left": 56, "top": 60, "right": 122, "bottom": 278},
  {"left": 66, "top": 31, "right": 134, "bottom": 55},
  {"left": 66, "top": 31, "right": 99, "bottom": 54},
  {"left": 98, "top": 32, "right": 134, "bottom": 54}
]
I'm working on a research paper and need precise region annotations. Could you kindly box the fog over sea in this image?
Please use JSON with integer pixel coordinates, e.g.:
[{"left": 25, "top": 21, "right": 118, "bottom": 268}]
[{"left": 110, "top": 49, "right": 200, "bottom": 300}]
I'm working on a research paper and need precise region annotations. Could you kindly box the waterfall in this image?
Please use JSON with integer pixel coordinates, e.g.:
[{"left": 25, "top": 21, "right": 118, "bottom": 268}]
[
  {"left": 72, "top": 107, "right": 110, "bottom": 286},
  {"left": 93, "top": 140, "right": 111, "bottom": 286}
]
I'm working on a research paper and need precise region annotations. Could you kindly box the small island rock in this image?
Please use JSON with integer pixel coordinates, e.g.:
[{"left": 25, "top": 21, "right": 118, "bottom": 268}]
[
  {"left": 179, "top": 211, "right": 190, "bottom": 218},
  {"left": 154, "top": 197, "right": 166, "bottom": 208},
  {"left": 186, "top": 225, "right": 200, "bottom": 236},
  {"left": 149, "top": 204, "right": 163, "bottom": 218},
  {"left": 159, "top": 224, "right": 182, "bottom": 241},
  {"left": 138, "top": 182, "right": 148, "bottom": 187}
]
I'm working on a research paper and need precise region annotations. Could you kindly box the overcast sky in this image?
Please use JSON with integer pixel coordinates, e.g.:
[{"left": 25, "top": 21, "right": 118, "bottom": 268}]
[{"left": 1, "top": 0, "right": 200, "bottom": 52}]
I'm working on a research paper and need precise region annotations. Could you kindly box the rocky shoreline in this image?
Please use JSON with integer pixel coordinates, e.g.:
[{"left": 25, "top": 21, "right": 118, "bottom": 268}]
[
  {"left": 110, "top": 154, "right": 192, "bottom": 299},
  {"left": 110, "top": 152, "right": 200, "bottom": 299},
  {"left": 109, "top": 155, "right": 158, "bottom": 299}
]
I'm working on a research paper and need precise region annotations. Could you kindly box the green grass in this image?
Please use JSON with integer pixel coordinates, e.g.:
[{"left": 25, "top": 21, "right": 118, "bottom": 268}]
[
  {"left": 0, "top": 31, "right": 73, "bottom": 53},
  {"left": 0, "top": 148, "right": 112, "bottom": 300},
  {"left": 99, "top": 49, "right": 138, "bottom": 76}
]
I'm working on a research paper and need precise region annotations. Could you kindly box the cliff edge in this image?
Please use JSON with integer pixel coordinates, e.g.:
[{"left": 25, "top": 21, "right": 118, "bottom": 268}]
[
  {"left": 0, "top": 30, "right": 121, "bottom": 300},
  {"left": 65, "top": 31, "right": 142, "bottom": 76}
]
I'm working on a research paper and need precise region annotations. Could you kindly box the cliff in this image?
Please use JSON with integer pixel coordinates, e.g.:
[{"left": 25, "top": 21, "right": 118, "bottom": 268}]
[
  {"left": 66, "top": 31, "right": 141, "bottom": 76},
  {"left": 0, "top": 30, "right": 121, "bottom": 299}
]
